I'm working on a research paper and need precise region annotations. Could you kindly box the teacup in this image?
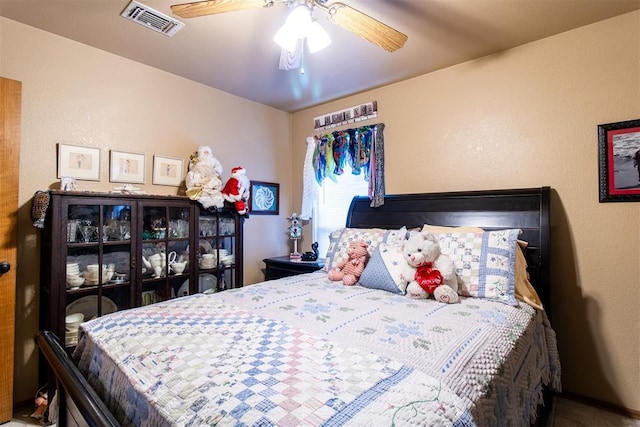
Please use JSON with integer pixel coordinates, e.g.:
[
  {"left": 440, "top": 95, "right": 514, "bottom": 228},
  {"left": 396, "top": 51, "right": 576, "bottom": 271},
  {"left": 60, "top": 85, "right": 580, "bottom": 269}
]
[
  {"left": 200, "top": 254, "right": 215, "bottom": 268},
  {"left": 66, "top": 263, "right": 80, "bottom": 275},
  {"left": 65, "top": 313, "right": 84, "bottom": 333},
  {"left": 84, "top": 264, "right": 110, "bottom": 283},
  {"left": 171, "top": 261, "right": 187, "bottom": 274},
  {"left": 66, "top": 275, "right": 85, "bottom": 288}
]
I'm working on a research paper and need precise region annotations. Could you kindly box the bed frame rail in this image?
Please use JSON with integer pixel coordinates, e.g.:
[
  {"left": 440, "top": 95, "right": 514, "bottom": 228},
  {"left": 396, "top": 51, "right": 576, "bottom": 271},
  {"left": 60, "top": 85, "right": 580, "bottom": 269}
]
[{"left": 34, "top": 330, "right": 120, "bottom": 427}]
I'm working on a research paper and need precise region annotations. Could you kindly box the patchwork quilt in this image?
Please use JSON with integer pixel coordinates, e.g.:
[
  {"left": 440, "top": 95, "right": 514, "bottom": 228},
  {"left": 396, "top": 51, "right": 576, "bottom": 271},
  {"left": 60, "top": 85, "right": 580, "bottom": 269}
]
[{"left": 74, "top": 272, "right": 560, "bottom": 426}]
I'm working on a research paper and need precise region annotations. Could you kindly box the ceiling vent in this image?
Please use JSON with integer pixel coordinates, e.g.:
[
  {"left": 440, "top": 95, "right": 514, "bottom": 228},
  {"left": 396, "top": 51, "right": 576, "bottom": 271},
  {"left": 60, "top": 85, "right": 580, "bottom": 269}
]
[{"left": 121, "top": 1, "right": 185, "bottom": 37}]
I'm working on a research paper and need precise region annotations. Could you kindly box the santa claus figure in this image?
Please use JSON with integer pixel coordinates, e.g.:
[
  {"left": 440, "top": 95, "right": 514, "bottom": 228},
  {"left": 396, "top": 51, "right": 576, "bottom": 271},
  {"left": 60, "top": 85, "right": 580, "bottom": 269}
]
[
  {"left": 185, "top": 145, "right": 225, "bottom": 209},
  {"left": 221, "top": 166, "right": 250, "bottom": 216}
]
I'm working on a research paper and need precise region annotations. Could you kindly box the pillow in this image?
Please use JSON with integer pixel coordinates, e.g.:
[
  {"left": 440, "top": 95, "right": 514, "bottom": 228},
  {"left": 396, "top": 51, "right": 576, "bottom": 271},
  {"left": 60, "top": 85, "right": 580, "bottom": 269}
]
[
  {"left": 358, "top": 242, "right": 408, "bottom": 294},
  {"left": 423, "top": 226, "right": 484, "bottom": 295},
  {"left": 514, "top": 244, "right": 544, "bottom": 310},
  {"left": 323, "top": 227, "right": 409, "bottom": 272},
  {"left": 422, "top": 225, "right": 484, "bottom": 234},
  {"left": 475, "top": 228, "right": 520, "bottom": 305},
  {"left": 422, "top": 224, "right": 520, "bottom": 305}
]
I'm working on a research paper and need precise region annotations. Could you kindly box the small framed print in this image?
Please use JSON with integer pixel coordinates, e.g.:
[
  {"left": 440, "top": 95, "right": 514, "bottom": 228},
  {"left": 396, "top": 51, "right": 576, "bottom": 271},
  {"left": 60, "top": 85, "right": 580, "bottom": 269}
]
[
  {"left": 110, "top": 151, "right": 145, "bottom": 184},
  {"left": 57, "top": 144, "right": 100, "bottom": 181},
  {"left": 249, "top": 181, "right": 279, "bottom": 215},
  {"left": 598, "top": 118, "right": 640, "bottom": 202},
  {"left": 152, "top": 155, "right": 183, "bottom": 186}
]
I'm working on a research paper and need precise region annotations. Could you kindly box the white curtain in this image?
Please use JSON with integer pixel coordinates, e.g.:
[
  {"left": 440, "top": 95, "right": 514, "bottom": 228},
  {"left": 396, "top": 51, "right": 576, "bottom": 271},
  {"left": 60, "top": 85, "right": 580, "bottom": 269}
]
[{"left": 300, "top": 136, "right": 318, "bottom": 220}]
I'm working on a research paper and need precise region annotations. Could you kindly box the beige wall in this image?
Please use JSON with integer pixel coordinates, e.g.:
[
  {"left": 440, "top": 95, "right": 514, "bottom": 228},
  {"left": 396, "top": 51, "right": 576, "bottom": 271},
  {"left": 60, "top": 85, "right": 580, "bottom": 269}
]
[
  {"left": 1, "top": 17, "right": 293, "bottom": 404},
  {"left": 292, "top": 11, "right": 640, "bottom": 412},
  {"left": 2, "top": 9, "right": 639, "bottom": 413}
]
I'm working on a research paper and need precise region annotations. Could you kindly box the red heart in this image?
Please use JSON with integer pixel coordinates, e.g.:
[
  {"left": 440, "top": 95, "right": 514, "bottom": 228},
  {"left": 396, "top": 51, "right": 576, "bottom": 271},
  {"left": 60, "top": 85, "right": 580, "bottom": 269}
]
[{"left": 416, "top": 266, "right": 443, "bottom": 294}]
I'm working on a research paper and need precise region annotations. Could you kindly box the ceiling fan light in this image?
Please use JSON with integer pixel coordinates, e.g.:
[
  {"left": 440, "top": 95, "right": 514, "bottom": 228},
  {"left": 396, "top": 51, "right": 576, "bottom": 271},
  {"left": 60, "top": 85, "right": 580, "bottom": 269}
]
[
  {"left": 307, "top": 21, "right": 331, "bottom": 53},
  {"left": 285, "top": 5, "right": 312, "bottom": 39},
  {"left": 273, "top": 23, "right": 299, "bottom": 53}
]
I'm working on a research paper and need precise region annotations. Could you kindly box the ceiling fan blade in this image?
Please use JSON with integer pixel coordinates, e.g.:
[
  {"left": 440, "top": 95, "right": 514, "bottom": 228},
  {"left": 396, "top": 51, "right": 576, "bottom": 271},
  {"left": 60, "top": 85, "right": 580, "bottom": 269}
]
[
  {"left": 323, "top": 2, "right": 407, "bottom": 52},
  {"left": 171, "top": 0, "right": 270, "bottom": 19}
]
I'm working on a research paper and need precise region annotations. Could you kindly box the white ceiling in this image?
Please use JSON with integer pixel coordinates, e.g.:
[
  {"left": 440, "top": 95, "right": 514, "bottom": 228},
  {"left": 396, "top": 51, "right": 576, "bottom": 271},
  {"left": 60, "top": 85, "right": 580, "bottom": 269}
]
[{"left": 2, "top": 0, "right": 639, "bottom": 112}]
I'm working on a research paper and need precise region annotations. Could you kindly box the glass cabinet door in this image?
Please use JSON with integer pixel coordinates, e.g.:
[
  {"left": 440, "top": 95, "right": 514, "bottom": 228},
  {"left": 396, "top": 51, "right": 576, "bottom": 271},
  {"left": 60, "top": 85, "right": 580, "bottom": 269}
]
[
  {"left": 197, "top": 209, "right": 237, "bottom": 293},
  {"left": 141, "top": 203, "right": 192, "bottom": 304},
  {"left": 43, "top": 194, "right": 241, "bottom": 354},
  {"left": 64, "top": 201, "right": 134, "bottom": 347}
]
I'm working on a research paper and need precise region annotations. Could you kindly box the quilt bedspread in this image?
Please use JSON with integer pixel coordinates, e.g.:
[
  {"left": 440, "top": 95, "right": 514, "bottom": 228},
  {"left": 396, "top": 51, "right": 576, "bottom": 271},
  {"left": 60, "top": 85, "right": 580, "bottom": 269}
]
[{"left": 74, "top": 272, "right": 560, "bottom": 426}]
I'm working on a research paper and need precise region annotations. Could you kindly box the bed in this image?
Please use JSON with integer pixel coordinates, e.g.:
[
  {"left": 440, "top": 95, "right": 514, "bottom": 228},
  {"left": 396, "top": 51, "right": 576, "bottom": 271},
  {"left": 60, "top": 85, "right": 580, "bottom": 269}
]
[{"left": 36, "top": 187, "right": 560, "bottom": 426}]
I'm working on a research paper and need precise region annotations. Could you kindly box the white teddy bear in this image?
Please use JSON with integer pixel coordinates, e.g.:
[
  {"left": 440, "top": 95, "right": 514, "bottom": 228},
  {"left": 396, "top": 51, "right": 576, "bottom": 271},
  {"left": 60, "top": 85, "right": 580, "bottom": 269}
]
[
  {"left": 402, "top": 230, "right": 459, "bottom": 303},
  {"left": 185, "top": 145, "right": 225, "bottom": 209}
]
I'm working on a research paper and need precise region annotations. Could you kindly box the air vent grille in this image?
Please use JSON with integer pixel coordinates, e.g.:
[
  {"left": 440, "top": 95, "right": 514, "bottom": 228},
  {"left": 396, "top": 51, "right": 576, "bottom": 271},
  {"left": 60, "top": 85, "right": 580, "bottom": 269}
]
[{"left": 121, "top": 1, "right": 184, "bottom": 37}]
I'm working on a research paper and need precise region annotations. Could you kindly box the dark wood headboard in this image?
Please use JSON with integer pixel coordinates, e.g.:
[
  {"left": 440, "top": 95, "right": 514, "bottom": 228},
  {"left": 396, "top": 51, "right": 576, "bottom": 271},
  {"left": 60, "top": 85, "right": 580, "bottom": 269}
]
[{"left": 346, "top": 187, "right": 551, "bottom": 311}]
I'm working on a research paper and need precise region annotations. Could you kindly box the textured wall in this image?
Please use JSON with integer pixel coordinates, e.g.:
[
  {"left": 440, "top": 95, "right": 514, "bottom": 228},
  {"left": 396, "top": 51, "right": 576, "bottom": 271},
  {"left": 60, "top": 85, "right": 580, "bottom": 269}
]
[
  {"left": 0, "top": 17, "right": 292, "bottom": 404},
  {"left": 292, "top": 11, "right": 640, "bottom": 412},
  {"left": 2, "top": 8, "right": 639, "bottom": 414}
]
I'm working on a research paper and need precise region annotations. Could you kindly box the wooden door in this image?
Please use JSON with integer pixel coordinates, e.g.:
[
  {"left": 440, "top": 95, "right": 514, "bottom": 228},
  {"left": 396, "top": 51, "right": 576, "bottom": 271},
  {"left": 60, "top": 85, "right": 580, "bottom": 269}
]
[{"left": 0, "top": 77, "right": 21, "bottom": 421}]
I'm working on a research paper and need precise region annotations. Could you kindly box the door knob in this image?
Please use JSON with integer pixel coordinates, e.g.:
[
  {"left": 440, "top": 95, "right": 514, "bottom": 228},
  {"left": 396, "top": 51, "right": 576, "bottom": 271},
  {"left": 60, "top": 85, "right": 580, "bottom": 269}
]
[{"left": 0, "top": 261, "right": 10, "bottom": 274}]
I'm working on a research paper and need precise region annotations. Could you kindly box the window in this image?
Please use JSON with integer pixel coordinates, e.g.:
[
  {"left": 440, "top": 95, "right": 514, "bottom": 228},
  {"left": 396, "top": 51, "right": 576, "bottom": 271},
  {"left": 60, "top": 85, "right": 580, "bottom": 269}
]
[{"left": 313, "top": 170, "right": 369, "bottom": 258}]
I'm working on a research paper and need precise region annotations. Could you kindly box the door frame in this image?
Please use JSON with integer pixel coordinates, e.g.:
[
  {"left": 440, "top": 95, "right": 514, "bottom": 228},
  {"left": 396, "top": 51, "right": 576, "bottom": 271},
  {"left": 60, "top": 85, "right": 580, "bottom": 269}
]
[{"left": 0, "top": 77, "right": 21, "bottom": 421}]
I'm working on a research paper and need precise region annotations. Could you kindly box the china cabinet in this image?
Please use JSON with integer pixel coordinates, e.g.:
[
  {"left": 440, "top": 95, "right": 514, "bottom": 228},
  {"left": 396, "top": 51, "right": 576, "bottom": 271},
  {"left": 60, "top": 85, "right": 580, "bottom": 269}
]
[{"left": 39, "top": 191, "right": 244, "bottom": 353}]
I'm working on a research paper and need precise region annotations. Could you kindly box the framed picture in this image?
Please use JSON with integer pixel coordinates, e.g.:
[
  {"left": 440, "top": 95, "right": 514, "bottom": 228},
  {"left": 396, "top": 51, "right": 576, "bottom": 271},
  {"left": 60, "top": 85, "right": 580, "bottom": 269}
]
[
  {"left": 249, "top": 181, "right": 279, "bottom": 215},
  {"left": 109, "top": 151, "right": 145, "bottom": 184},
  {"left": 57, "top": 144, "right": 100, "bottom": 181},
  {"left": 598, "top": 118, "right": 640, "bottom": 202},
  {"left": 152, "top": 155, "right": 183, "bottom": 186}
]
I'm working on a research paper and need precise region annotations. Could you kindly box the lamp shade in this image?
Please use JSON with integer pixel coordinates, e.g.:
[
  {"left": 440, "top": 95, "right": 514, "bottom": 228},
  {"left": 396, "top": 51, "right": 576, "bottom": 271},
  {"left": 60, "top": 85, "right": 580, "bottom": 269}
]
[
  {"left": 273, "top": 23, "right": 299, "bottom": 53},
  {"left": 307, "top": 21, "right": 331, "bottom": 53},
  {"left": 273, "top": 6, "right": 311, "bottom": 53},
  {"left": 274, "top": 5, "right": 331, "bottom": 54},
  {"left": 286, "top": 5, "right": 312, "bottom": 37}
]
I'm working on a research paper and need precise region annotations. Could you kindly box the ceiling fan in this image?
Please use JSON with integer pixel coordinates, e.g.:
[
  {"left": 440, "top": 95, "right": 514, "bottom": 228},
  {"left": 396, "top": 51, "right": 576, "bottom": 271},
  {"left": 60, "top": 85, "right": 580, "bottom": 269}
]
[{"left": 170, "top": 0, "right": 408, "bottom": 53}]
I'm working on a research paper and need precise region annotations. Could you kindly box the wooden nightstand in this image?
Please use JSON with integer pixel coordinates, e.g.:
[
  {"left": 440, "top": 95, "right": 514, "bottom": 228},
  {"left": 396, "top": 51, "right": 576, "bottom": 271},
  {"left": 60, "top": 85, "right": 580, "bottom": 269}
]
[{"left": 263, "top": 256, "right": 325, "bottom": 280}]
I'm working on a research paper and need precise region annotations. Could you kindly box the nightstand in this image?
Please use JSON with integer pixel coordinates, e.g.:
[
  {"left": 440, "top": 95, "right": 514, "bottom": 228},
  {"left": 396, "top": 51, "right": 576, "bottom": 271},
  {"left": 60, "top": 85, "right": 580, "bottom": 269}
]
[{"left": 263, "top": 256, "right": 325, "bottom": 280}]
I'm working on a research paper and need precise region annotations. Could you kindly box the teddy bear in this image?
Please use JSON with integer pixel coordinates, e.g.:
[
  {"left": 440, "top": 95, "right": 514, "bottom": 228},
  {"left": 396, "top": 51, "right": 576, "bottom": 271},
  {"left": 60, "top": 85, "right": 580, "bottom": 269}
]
[
  {"left": 185, "top": 145, "right": 225, "bottom": 209},
  {"left": 402, "top": 231, "right": 459, "bottom": 303},
  {"left": 221, "top": 166, "right": 250, "bottom": 216},
  {"left": 327, "top": 240, "right": 370, "bottom": 286}
]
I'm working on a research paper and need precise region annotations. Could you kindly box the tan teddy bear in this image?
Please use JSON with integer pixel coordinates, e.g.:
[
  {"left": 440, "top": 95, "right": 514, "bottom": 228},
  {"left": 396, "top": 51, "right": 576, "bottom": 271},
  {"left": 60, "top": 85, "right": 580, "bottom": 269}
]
[{"left": 327, "top": 240, "right": 370, "bottom": 286}]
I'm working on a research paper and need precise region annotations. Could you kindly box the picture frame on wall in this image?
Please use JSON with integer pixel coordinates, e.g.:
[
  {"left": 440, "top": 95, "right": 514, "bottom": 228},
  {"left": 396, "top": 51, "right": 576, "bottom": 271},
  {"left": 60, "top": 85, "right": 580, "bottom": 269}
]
[
  {"left": 249, "top": 181, "right": 279, "bottom": 215},
  {"left": 109, "top": 151, "right": 145, "bottom": 184},
  {"left": 598, "top": 118, "right": 640, "bottom": 202},
  {"left": 152, "top": 155, "right": 183, "bottom": 186},
  {"left": 57, "top": 143, "right": 100, "bottom": 181}
]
